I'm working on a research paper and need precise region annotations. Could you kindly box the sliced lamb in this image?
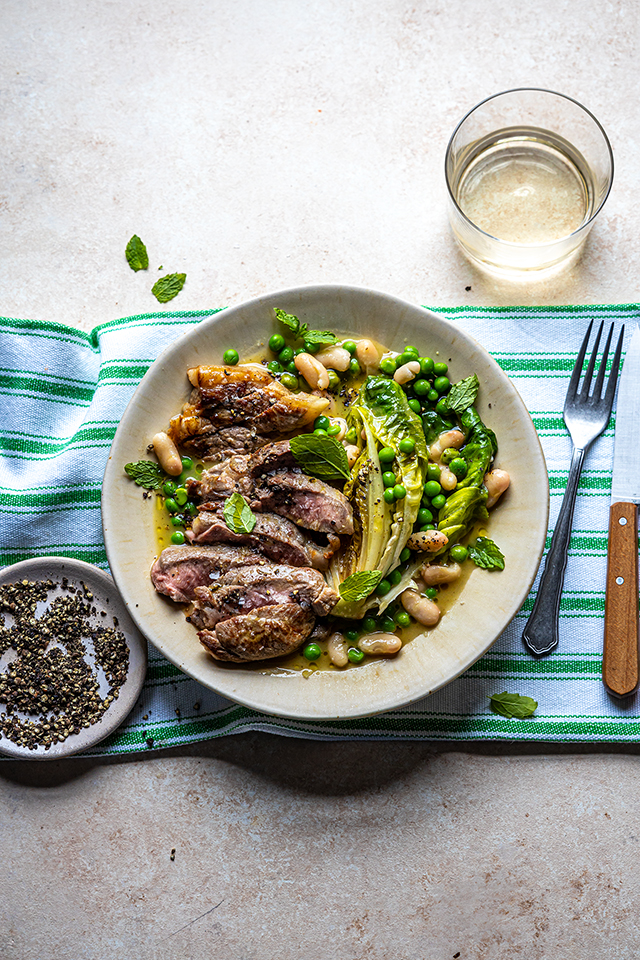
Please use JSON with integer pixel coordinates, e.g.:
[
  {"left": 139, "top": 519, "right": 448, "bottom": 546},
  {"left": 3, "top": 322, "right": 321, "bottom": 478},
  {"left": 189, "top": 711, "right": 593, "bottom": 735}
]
[
  {"left": 186, "top": 455, "right": 252, "bottom": 503},
  {"left": 252, "top": 471, "right": 354, "bottom": 535},
  {"left": 150, "top": 543, "right": 266, "bottom": 603},
  {"left": 198, "top": 602, "right": 316, "bottom": 662},
  {"left": 248, "top": 439, "right": 297, "bottom": 477}
]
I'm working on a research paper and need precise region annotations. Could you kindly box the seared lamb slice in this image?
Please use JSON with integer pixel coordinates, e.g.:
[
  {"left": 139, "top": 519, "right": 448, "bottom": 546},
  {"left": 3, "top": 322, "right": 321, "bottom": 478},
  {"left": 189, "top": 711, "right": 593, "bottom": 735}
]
[
  {"left": 198, "top": 603, "right": 315, "bottom": 662},
  {"left": 188, "top": 563, "right": 338, "bottom": 628},
  {"left": 186, "top": 455, "right": 252, "bottom": 503},
  {"left": 187, "top": 509, "right": 334, "bottom": 570},
  {"left": 150, "top": 544, "right": 264, "bottom": 603},
  {"left": 168, "top": 364, "right": 329, "bottom": 460},
  {"left": 248, "top": 440, "right": 297, "bottom": 477},
  {"left": 252, "top": 471, "right": 354, "bottom": 535}
]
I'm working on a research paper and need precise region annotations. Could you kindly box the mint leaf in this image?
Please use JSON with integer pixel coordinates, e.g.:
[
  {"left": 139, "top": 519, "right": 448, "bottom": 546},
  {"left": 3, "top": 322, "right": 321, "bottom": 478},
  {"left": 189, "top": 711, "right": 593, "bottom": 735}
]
[
  {"left": 339, "top": 570, "right": 383, "bottom": 603},
  {"left": 446, "top": 374, "right": 479, "bottom": 414},
  {"left": 303, "top": 330, "right": 338, "bottom": 350},
  {"left": 124, "top": 460, "right": 165, "bottom": 490},
  {"left": 290, "top": 434, "right": 351, "bottom": 481},
  {"left": 273, "top": 308, "right": 307, "bottom": 339},
  {"left": 125, "top": 235, "right": 149, "bottom": 272},
  {"left": 489, "top": 692, "right": 538, "bottom": 719},
  {"left": 468, "top": 536, "right": 505, "bottom": 570},
  {"left": 152, "top": 273, "right": 186, "bottom": 303},
  {"left": 223, "top": 492, "right": 257, "bottom": 534},
  {"left": 272, "top": 308, "right": 337, "bottom": 352}
]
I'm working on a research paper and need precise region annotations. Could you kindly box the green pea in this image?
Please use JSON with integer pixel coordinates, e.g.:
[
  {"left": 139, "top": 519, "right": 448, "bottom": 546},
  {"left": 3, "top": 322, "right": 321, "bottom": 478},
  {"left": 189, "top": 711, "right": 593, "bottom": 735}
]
[
  {"left": 450, "top": 544, "right": 469, "bottom": 563},
  {"left": 396, "top": 352, "right": 413, "bottom": 366},
  {"left": 303, "top": 643, "right": 322, "bottom": 661},
  {"left": 170, "top": 531, "right": 186, "bottom": 545},
  {"left": 278, "top": 346, "right": 294, "bottom": 364},
  {"left": 294, "top": 347, "right": 305, "bottom": 356},
  {"left": 400, "top": 547, "right": 411, "bottom": 563},
  {"left": 304, "top": 340, "right": 321, "bottom": 354},
  {"left": 170, "top": 515, "right": 184, "bottom": 527},
  {"left": 280, "top": 373, "right": 299, "bottom": 391},
  {"left": 404, "top": 345, "right": 419, "bottom": 357},
  {"left": 380, "top": 358, "right": 396, "bottom": 376},
  {"left": 345, "top": 427, "right": 358, "bottom": 444},
  {"left": 165, "top": 498, "right": 179, "bottom": 514},
  {"left": 418, "top": 507, "right": 433, "bottom": 525},
  {"left": 348, "top": 647, "right": 365, "bottom": 664},
  {"left": 285, "top": 361, "right": 298, "bottom": 374},
  {"left": 420, "top": 523, "right": 436, "bottom": 531},
  {"left": 436, "top": 398, "right": 450, "bottom": 415},
  {"left": 267, "top": 360, "right": 282, "bottom": 374},
  {"left": 313, "top": 428, "right": 328, "bottom": 436},
  {"left": 399, "top": 438, "right": 415, "bottom": 454},
  {"left": 425, "top": 586, "right": 438, "bottom": 600},
  {"left": 186, "top": 502, "right": 198, "bottom": 517},
  {"left": 268, "top": 333, "right": 285, "bottom": 353},
  {"left": 395, "top": 610, "right": 411, "bottom": 627},
  {"left": 431, "top": 494, "right": 446, "bottom": 510},
  {"left": 326, "top": 423, "right": 341, "bottom": 437},
  {"left": 363, "top": 616, "right": 377, "bottom": 633},
  {"left": 408, "top": 398, "right": 422, "bottom": 413},
  {"left": 181, "top": 456, "right": 193, "bottom": 471},
  {"left": 450, "top": 457, "right": 468, "bottom": 479},
  {"left": 413, "top": 378, "right": 430, "bottom": 397},
  {"left": 389, "top": 568, "right": 403, "bottom": 587},
  {"left": 424, "top": 480, "right": 441, "bottom": 498},
  {"left": 426, "top": 463, "right": 441, "bottom": 482},
  {"left": 327, "top": 370, "right": 340, "bottom": 392},
  {"left": 381, "top": 617, "right": 396, "bottom": 634},
  {"left": 440, "top": 447, "right": 459, "bottom": 464},
  {"left": 434, "top": 376, "right": 450, "bottom": 395},
  {"left": 433, "top": 361, "right": 449, "bottom": 376},
  {"left": 314, "top": 415, "right": 331, "bottom": 430},
  {"left": 378, "top": 447, "right": 395, "bottom": 463},
  {"left": 223, "top": 349, "right": 239, "bottom": 365},
  {"left": 174, "top": 487, "right": 188, "bottom": 506},
  {"left": 427, "top": 389, "right": 439, "bottom": 403},
  {"left": 162, "top": 480, "right": 177, "bottom": 496},
  {"left": 383, "top": 488, "right": 396, "bottom": 504},
  {"left": 420, "top": 357, "right": 435, "bottom": 376},
  {"left": 344, "top": 628, "right": 360, "bottom": 643},
  {"left": 343, "top": 340, "right": 358, "bottom": 355},
  {"left": 393, "top": 484, "right": 407, "bottom": 500},
  {"left": 382, "top": 471, "right": 396, "bottom": 488},
  {"left": 376, "top": 579, "right": 392, "bottom": 596},
  {"left": 349, "top": 357, "right": 361, "bottom": 377}
]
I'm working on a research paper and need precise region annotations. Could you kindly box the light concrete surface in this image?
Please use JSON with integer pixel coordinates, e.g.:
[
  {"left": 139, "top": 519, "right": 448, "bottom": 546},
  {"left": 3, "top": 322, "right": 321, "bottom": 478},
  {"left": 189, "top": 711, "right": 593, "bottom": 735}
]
[{"left": 2, "top": 1, "right": 640, "bottom": 957}]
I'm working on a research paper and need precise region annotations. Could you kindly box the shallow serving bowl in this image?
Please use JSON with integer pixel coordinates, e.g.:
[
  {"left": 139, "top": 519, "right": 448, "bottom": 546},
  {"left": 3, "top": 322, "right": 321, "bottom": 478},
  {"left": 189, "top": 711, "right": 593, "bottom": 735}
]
[{"left": 102, "top": 284, "right": 548, "bottom": 720}]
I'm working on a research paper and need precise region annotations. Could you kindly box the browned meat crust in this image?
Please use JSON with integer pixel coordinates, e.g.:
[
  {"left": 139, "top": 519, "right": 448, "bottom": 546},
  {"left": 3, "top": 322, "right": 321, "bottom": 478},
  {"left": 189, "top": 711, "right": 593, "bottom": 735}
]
[
  {"left": 198, "top": 603, "right": 316, "bottom": 662},
  {"left": 252, "top": 472, "right": 354, "bottom": 535},
  {"left": 150, "top": 544, "right": 266, "bottom": 603}
]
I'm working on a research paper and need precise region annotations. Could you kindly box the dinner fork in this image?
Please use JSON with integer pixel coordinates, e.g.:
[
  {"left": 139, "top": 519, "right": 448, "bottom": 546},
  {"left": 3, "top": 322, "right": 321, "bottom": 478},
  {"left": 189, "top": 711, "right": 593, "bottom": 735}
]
[{"left": 522, "top": 321, "right": 624, "bottom": 656}]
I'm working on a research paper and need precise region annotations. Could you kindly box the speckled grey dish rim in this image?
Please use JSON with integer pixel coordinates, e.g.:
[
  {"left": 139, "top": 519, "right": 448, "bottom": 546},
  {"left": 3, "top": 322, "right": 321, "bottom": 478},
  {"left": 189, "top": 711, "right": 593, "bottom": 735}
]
[
  {"left": 102, "top": 284, "right": 549, "bottom": 722},
  {"left": 0, "top": 557, "right": 148, "bottom": 760}
]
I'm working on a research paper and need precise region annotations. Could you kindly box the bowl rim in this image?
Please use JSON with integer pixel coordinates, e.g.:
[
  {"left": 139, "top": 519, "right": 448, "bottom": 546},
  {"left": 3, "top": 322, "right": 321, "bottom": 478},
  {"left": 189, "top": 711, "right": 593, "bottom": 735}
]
[{"left": 102, "top": 283, "right": 549, "bottom": 720}]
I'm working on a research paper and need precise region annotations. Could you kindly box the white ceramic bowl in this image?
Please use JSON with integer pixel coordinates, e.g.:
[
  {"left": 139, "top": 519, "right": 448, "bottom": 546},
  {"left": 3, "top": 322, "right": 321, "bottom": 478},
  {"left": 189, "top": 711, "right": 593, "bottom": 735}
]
[{"left": 102, "top": 285, "right": 548, "bottom": 720}]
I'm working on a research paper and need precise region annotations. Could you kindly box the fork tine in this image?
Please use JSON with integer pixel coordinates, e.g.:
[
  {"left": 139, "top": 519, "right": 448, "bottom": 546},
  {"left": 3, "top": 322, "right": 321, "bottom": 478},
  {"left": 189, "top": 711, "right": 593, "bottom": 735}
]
[
  {"left": 603, "top": 323, "right": 625, "bottom": 407},
  {"left": 592, "top": 322, "right": 614, "bottom": 400},
  {"left": 566, "top": 319, "right": 593, "bottom": 399},
  {"left": 579, "top": 320, "right": 603, "bottom": 398}
]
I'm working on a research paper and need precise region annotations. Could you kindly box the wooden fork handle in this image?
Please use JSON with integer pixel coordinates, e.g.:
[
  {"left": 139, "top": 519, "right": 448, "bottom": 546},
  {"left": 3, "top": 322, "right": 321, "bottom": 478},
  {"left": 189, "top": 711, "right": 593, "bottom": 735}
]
[{"left": 603, "top": 501, "right": 640, "bottom": 698}]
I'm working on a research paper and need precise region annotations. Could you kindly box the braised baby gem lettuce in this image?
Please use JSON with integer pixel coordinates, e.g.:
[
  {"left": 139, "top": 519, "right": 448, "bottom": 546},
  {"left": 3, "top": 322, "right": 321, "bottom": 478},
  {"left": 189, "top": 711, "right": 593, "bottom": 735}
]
[{"left": 328, "top": 375, "right": 428, "bottom": 618}]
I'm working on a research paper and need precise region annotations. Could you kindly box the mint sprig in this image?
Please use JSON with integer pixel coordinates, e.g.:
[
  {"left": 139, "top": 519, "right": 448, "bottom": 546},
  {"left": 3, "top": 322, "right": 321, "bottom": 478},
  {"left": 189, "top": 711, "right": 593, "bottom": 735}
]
[
  {"left": 125, "top": 235, "right": 149, "bottom": 272},
  {"left": 468, "top": 536, "right": 505, "bottom": 570},
  {"left": 272, "top": 307, "right": 337, "bottom": 352},
  {"left": 338, "top": 570, "right": 383, "bottom": 603},
  {"left": 124, "top": 460, "right": 166, "bottom": 490},
  {"left": 489, "top": 692, "right": 538, "bottom": 719},
  {"left": 223, "top": 492, "right": 257, "bottom": 534},
  {"left": 152, "top": 273, "right": 186, "bottom": 303},
  {"left": 289, "top": 434, "right": 351, "bottom": 482}
]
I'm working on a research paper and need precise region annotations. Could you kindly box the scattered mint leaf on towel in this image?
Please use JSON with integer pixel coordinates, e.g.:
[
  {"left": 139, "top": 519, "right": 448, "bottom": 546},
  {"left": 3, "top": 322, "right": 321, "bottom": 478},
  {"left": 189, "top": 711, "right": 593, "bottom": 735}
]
[
  {"left": 125, "top": 235, "right": 149, "bottom": 272},
  {"left": 489, "top": 692, "right": 538, "bottom": 719},
  {"left": 290, "top": 433, "right": 351, "bottom": 481},
  {"left": 124, "top": 460, "right": 165, "bottom": 490},
  {"left": 468, "top": 536, "right": 505, "bottom": 570},
  {"left": 444, "top": 374, "right": 479, "bottom": 414},
  {"left": 223, "top": 492, "right": 257, "bottom": 534},
  {"left": 152, "top": 273, "right": 186, "bottom": 303},
  {"left": 339, "top": 570, "right": 383, "bottom": 602}
]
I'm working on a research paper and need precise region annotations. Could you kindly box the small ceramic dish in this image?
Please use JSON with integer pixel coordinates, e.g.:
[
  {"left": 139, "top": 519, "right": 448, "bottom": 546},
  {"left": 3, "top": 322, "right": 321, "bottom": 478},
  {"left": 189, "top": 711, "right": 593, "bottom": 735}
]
[
  {"left": 0, "top": 557, "right": 147, "bottom": 759},
  {"left": 102, "top": 284, "right": 548, "bottom": 721}
]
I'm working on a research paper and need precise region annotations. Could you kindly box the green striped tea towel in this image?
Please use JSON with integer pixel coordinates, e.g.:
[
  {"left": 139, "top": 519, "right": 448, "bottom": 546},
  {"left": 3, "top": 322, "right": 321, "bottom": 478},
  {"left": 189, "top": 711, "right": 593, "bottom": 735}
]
[{"left": 1, "top": 304, "right": 638, "bottom": 753}]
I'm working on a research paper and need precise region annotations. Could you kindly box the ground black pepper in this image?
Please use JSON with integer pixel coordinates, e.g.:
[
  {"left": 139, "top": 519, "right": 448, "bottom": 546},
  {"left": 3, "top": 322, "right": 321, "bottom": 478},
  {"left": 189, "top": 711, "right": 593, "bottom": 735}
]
[{"left": 0, "top": 578, "right": 130, "bottom": 751}]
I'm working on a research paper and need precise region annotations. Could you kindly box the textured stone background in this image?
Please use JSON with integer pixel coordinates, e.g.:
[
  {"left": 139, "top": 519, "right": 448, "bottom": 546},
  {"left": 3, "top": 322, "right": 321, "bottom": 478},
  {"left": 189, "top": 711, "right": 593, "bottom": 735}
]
[{"left": 2, "top": 2, "right": 640, "bottom": 957}]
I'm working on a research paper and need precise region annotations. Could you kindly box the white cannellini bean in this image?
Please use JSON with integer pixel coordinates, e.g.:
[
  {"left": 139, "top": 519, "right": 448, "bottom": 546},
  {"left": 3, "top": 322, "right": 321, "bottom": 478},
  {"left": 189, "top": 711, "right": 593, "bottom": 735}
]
[
  {"left": 439, "top": 466, "right": 457, "bottom": 491},
  {"left": 407, "top": 530, "right": 449, "bottom": 552},
  {"left": 429, "top": 429, "right": 465, "bottom": 461},
  {"left": 331, "top": 417, "right": 348, "bottom": 441},
  {"left": 358, "top": 633, "right": 402, "bottom": 656},
  {"left": 484, "top": 468, "right": 511, "bottom": 508},
  {"left": 315, "top": 346, "right": 351, "bottom": 372},
  {"left": 356, "top": 339, "right": 380, "bottom": 373},
  {"left": 393, "top": 360, "right": 421, "bottom": 385},
  {"left": 401, "top": 589, "right": 441, "bottom": 626},
  {"left": 328, "top": 632, "right": 349, "bottom": 667},
  {"left": 420, "top": 561, "right": 461, "bottom": 586},
  {"left": 294, "top": 352, "right": 330, "bottom": 390},
  {"left": 344, "top": 444, "right": 360, "bottom": 467},
  {"left": 152, "top": 432, "right": 182, "bottom": 476}
]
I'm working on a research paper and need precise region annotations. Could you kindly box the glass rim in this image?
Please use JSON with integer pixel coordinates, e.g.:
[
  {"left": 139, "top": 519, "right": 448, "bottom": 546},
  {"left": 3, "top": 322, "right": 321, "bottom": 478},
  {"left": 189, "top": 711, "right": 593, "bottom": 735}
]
[{"left": 444, "top": 87, "right": 615, "bottom": 248}]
